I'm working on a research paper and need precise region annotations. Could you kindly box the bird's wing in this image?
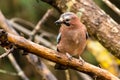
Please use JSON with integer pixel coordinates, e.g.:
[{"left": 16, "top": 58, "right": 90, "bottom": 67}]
[
  {"left": 56, "top": 33, "right": 61, "bottom": 52},
  {"left": 57, "top": 32, "right": 61, "bottom": 44},
  {"left": 86, "top": 32, "right": 89, "bottom": 39}
]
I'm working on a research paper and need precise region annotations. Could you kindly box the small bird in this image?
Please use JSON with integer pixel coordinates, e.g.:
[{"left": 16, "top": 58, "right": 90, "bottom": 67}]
[{"left": 55, "top": 12, "right": 88, "bottom": 70}]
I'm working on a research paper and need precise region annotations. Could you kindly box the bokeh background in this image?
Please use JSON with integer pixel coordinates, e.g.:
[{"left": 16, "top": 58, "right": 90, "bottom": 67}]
[{"left": 0, "top": 0, "right": 120, "bottom": 80}]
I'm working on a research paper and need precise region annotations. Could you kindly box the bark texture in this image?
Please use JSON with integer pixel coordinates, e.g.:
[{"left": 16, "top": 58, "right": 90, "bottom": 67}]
[{"left": 41, "top": 0, "right": 120, "bottom": 59}]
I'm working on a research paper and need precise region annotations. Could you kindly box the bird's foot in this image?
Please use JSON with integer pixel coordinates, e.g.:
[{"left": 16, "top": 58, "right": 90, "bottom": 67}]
[
  {"left": 66, "top": 53, "right": 72, "bottom": 60},
  {"left": 79, "top": 56, "right": 84, "bottom": 66}
]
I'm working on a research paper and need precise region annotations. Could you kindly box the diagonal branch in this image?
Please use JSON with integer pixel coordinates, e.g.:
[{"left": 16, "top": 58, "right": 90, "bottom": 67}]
[
  {"left": 0, "top": 29, "right": 119, "bottom": 80},
  {"left": 102, "top": 0, "right": 120, "bottom": 16},
  {"left": 0, "top": 47, "right": 14, "bottom": 59},
  {"left": 30, "top": 9, "right": 53, "bottom": 37}
]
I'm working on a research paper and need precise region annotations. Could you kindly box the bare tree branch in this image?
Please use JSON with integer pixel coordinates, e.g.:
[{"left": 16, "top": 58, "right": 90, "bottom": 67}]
[
  {"left": 102, "top": 0, "right": 120, "bottom": 16},
  {"left": 30, "top": 9, "right": 53, "bottom": 37},
  {"left": 0, "top": 47, "right": 14, "bottom": 59},
  {"left": 0, "top": 10, "right": 29, "bottom": 80},
  {"left": 0, "top": 10, "right": 57, "bottom": 80},
  {"left": 10, "top": 18, "right": 35, "bottom": 27},
  {"left": 0, "top": 29, "right": 119, "bottom": 80},
  {"left": 27, "top": 54, "right": 57, "bottom": 80},
  {"left": 27, "top": 8, "right": 57, "bottom": 80},
  {"left": 0, "top": 69, "right": 18, "bottom": 76}
]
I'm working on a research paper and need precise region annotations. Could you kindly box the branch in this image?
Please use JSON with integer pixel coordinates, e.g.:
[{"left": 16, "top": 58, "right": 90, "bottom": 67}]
[
  {"left": 0, "top": 47, "right": 14, "bottom": 59},
  {"left": 0, "top": 10, "right": 57, "bottom": 80},
  {"left": 30, "top": 9, "right": 53, "bottom": 37},
  {"left": 0, "top": 69, "right": 18, "bottom": 76},
  {"left": 27, "top": 54, "right": 57, "bottom": 80},
  {"left": 102, "top": 0, "right": 120, "bottom": 16},
  {"left": 41, "top": 0, "right": 120, "bottom": 59},
  {"left": 0, "top": 10, "right": 29, "bottom": 80},
  {"left": 27, "top": 9, "right": 57, "bottom": 80},
  {"left": 0, "top": 29, "right": 119, "bottom": 80},
  {"left": 8, "top": 20, "right": 56, "bottom": 49}
]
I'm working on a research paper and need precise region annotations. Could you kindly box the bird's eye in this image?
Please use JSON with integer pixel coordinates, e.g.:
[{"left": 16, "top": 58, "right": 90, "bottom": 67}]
[{"left": 66, "top": 19, "right": 70, "bottom": 21}]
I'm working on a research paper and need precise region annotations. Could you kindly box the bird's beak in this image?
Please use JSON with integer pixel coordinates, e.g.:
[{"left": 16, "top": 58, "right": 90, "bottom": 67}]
[{"left": 55, "top": 18, "right": 63, "bottom": 25}]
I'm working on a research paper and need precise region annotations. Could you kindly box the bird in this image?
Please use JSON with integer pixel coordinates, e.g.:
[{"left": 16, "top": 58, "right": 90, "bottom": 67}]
[{"left": 55, "top": 12, "right": 88, "bottom": 70}]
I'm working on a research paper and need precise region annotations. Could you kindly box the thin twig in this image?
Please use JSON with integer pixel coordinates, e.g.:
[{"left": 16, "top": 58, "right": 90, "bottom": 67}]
[
  {"left": 8, "top": 20, "right": 56, "bottom": 49},
  {"left": 65, "top": 70, "right": 70, "bottom": 80},
  {"left": 10, "top": 18, "right": 35, "bottom": 28},
  {"left": 8, "top": 54, "right": 29, "bottom": 80},
  {"left": 27, "top": 54, "right": 57, "bottom": 80},
  {"left": 0, "top": 69, "right": 18, "bottom": 76},
  {"left": 102, "top": 0, "right": 120, "bottom": 16},
  {"left": 30, "top": 9, "right": 53, "bottom": 39},
  {"left": 10, "top": 18, "right": 56, "bottom": 38},
  {"left": 0, "top": 47, "right": 14, "bottom": 59}
]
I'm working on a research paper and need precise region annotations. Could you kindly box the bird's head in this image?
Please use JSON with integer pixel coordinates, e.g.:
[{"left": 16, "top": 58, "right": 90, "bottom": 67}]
[{"left": 55, "top": 12, "right": 79, "bottom": 26}]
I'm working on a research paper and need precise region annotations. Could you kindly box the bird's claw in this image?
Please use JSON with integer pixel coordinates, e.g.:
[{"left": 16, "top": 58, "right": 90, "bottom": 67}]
[
  {"left": 79, "top": 56, "right": 84, "bottom": 66},
  {"left": 66, "top": 53, "right": 72, "bottom": 60}
]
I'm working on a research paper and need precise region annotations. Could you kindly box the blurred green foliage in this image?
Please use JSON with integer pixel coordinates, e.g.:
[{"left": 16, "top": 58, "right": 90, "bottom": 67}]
[{"left": 0, "top": 0, "right": 51, "bottom": 23}]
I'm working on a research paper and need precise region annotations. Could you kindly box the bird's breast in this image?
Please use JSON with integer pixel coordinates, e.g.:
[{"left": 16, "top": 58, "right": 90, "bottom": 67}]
[{"left": 57, "top": 26, "right": 86, "bottom": 56}]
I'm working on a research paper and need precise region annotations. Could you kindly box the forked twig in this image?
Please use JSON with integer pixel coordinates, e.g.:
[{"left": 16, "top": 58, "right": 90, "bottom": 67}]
[
  {"left": 0, "top": 47, "right": 14, "bottom": 59},
  {"left": 30, "top": 9, "right": 53, "bottom": 40}
]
